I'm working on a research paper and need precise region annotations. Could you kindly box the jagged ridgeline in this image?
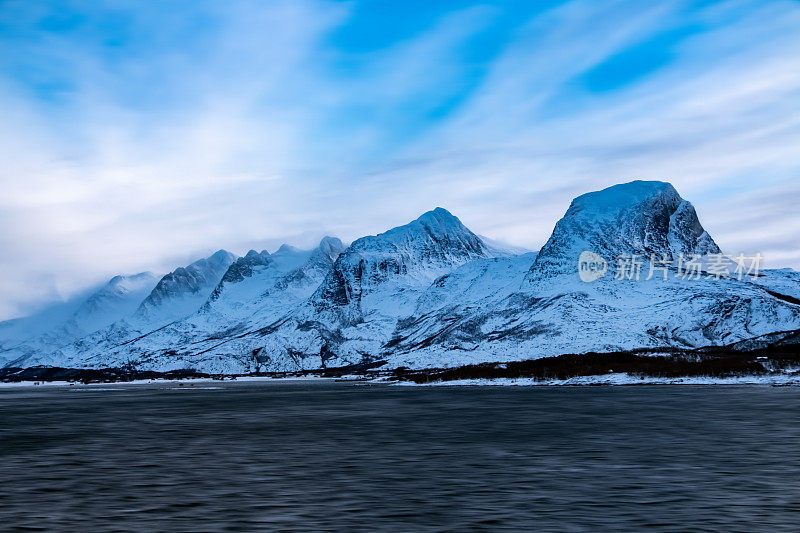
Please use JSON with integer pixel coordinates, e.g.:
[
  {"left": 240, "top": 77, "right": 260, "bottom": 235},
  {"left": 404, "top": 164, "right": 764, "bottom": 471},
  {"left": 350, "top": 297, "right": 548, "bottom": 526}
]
[{"left": 2, "top": 181, "right": 799, "bottom": 373}]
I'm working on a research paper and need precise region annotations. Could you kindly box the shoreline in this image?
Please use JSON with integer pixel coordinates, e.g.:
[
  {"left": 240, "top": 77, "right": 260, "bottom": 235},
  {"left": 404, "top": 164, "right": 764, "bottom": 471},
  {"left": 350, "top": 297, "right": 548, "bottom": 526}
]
[
  {"left": 0, "top": 375, "right": 340, "bottom": 389},
  {"left": 393, "top": 373, "right": 800, "bottom": 387},
  {"left": 3, "top": 347, "right": 799, "bottom": 388},
  {"left": 2, "top": 372, "right": 800, "bottom": 388}
]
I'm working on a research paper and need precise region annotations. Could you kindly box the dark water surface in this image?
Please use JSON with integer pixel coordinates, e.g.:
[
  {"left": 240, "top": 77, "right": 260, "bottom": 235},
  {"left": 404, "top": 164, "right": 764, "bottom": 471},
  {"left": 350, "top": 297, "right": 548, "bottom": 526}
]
[{"left": 1, "top": 381, "right": 799, "bottom": 532}]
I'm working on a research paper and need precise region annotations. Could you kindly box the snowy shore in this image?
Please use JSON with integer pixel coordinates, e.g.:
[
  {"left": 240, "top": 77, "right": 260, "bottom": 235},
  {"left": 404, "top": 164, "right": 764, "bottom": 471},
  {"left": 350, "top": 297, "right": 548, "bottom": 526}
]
[
  {"left": 393, "top": 372, "right": 800, "bottom": 386},
  {"left": 3, "top": 372, "right": 799, "bottom": 388}
]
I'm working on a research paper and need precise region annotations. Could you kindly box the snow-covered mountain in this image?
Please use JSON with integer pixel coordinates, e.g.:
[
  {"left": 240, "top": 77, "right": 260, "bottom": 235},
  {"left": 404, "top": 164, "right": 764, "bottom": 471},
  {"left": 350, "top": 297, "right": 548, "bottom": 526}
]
[
  {"left": 29, "top": 237, "right": 346, "bottom": 372},
  {"left": 4, "top": 180, "right": 800, "bottom": 373},
  {"left": 59, "top": 272, "right": 162, "bottom": 336},
  {"left": 0, "top": 272, "right": 160, "bottom": 366},
  {"left": 531, "top": 180, "right": 719, "bottom": 278},
  {"left": 248, "top": 208, "right": 495, "bottom": 370},
  {"left": 136, "top": 249, "right": 237, "bottom": 324},
  {"left": 53, "top": 210, "right": 491, "bottom": 372},
  {"left": 2, "top": 250, "right": 239, "bottom": 368},
  {"left": 753, "top": 268, "right": 800, "bottom": 304},
  {"left": 386, "top": 181, "right": 800, "bottom": 367}
]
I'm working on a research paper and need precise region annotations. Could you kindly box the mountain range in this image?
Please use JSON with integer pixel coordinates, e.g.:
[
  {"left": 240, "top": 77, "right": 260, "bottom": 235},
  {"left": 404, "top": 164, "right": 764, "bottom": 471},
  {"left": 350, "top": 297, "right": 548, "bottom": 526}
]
[{"left": 2, "top": 180, "right": 799, "bottom": 373}]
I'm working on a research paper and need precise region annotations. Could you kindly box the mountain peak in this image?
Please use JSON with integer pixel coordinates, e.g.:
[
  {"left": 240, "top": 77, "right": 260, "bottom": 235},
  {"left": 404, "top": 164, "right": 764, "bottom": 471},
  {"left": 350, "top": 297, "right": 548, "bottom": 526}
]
[
  {"left": 317, "top": 236, "right": 345, "bottom": 262},
  {"left": 413, "top": 207, "right": 463, "bottom": 231},
  {"left": 361, "top": 207, "right": 477, "bottom": 249},
  {"left": 106, "top": 272, "right": 159, "bottom": 291},
  {"left": 350, "top": 207, "right": 484, "bottom": 257},
  {"left": 217, "top": 249, "right": 272, "bottom": 287},
  {"left": 244, "top": 249, "right": 269, "bottom": 260},
  {"left": 209, "top": 249, "right": 235, "bottom": 263},
  {"left": 311, "top": 209, "right": 487, "bottom": 314},
  {"left": 532, "top": 180, "right": 720, "bottom": 277},
  {"left": 135, "top": 249, "right": 237, "bottom": 321},
  {"left": 569, "top": 180, "right": 678, "bottom": 216},
  {"left": 188, "top": 250, "right": 236, "bottom": 271},
  {"left": 274, "top": 244, "right": 301, "bottom": 255},
  {"left": 417, "top": 206, "right": 454, "bottom": 220}
]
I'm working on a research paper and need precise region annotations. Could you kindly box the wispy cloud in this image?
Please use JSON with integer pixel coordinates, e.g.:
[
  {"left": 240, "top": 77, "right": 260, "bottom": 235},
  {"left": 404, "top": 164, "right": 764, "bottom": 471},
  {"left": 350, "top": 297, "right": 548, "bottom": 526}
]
[{"left": 1, "top": 0, "right": 798, "bottom": 319}]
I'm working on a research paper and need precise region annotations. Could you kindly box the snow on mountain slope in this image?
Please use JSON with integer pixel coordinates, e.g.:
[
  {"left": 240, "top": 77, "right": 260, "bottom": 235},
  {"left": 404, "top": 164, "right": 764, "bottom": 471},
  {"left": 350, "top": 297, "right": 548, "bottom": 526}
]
[
  {"left": 12, "top": 251, "right": 238, "bottom": 368},
  {"left": 386, "top": 181, "right": 800, "bottom": 368},
  {"left": 754, "top": 269, "right": 800, "bottom": 303},
  {"left": 247, "top": 208, "right": 494, "bottom": 370},
  {"left": 411, "top": 252, "right": 539, "bottom": 315},
  {"left": 388, "top": 273, "right": 800, "bottom": 368},
  {"left": 34, "top": 238, "right": 346, "bottom": 372},
  {"left": 384, "top": 252, "right": 538, "bottom": 359},
  {"left": 202, "top": 245, "right": 310, "bottom": 316},
  {"left": 1, "top": 272, "right": 160, "bottom": 367},
  {"left": 7, "top": 180, "right": 799, "bottom": 373},
  {"left": 531, "top": 180, "right": 719, "bottom": 278},
  {"left": 58, "top": 272, "right": 161, "bottom": 336},
  {"left": 313, "top": 207, "right": 488, "bottom": 317},
  {"left": 136, "top": 249, "right": 237, "bottom": 324}
]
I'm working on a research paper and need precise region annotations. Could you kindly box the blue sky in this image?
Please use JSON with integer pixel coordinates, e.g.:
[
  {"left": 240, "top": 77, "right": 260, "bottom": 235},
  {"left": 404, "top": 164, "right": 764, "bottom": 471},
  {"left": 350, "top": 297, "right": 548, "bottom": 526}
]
[{"left": 1, "top": 0, "right": 799, "bottom": 319}]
